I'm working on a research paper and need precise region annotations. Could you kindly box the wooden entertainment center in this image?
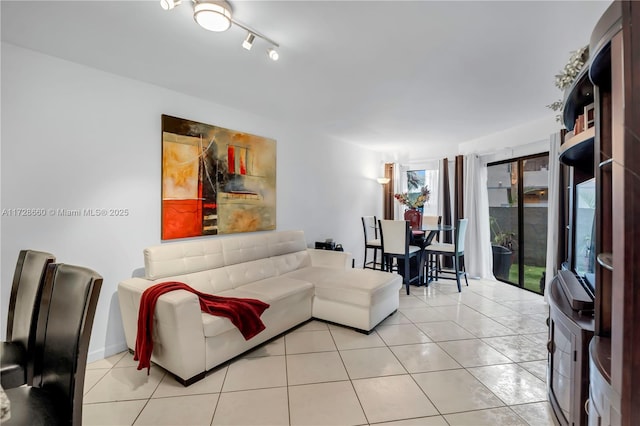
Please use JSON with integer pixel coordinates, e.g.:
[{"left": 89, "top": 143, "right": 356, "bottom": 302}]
[
  {"left": 552, "top": 2, "right": 640, "bottom": 425},
  {"left": 548, "top": 272, "right": 594, "bottom": 426}
]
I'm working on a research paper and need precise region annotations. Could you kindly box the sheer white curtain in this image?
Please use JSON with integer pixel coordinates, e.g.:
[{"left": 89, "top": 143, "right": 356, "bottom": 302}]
[
  {"left": 463, "top": 154, "right": 494, "bottom": 279},
  {"left": 544, "top": 133, "right": 561, "bottom": 302}
]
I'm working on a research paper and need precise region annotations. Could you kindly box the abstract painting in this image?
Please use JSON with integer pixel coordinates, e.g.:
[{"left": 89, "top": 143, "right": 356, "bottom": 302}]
[{"left": 161, "top": 115, "right": 276, "bottom": 240}]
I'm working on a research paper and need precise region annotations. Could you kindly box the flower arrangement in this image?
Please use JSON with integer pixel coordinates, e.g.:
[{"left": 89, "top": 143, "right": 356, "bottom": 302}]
[
  {"left": 554, "top": 45, "right": 589, "bottom": 90},
  {"left": 394, "top": 185, "right": 430, "bottom": 209},
  {"left": 547, "top": 45, "right": 590, "bottom": 123}
]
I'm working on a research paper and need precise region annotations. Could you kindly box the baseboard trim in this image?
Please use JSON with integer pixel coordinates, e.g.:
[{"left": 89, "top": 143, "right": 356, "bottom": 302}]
[{"left": 87, "top": 341, "right": 128, "bottom": 363}]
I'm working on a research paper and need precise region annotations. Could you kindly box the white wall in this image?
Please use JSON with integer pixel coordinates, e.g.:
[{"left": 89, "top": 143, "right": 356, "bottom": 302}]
[
  {"left": 392, "top": 116, "right": 560, "bottom": 218},
  {"left": 458, "top": 115, "right": 561, "bottom": 164},
  {"left": 0, "top": 43, "right": 383, "bottom": 361}
]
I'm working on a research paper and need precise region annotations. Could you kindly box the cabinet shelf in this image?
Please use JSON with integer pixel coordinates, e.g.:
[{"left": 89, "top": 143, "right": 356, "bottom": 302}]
[
  {"left": 589, "top": 1, "right": 622, "bottom": 88},
  {"left": 562, "top": 67, "right": 594, "bottom": 132},
  {"left": 596, "top": 253, "right": 613, "bottom": 271},
  {"left": 559, "top": 127, "right": 595, "bottom": 171},
  {"left": 590, "top": 336, "right": 612, "bottom": 383}
]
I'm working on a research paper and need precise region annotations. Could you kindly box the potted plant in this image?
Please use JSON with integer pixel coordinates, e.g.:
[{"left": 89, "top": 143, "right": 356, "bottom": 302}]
[{"left": 490, "top": 217, "right": 515, "bottom": 280}]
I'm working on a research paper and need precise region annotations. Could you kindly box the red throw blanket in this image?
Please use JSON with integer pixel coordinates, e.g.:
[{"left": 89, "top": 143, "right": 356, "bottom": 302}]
[{"left": 134, "top": 281, "right": 270, "bottom": 373}]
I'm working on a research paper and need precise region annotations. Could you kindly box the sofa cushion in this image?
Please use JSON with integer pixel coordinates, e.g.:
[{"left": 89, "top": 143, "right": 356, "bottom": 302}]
[
  {"left": 238, "top": 277, "right": 313, "bottom": 304},
  {"left": 221, "top": 234, "right": 270, "bottom": 266},
  {"left": 283, "top": 266, "right": 345, "bottom": 285},
  {"left": 143, "top": 230, "right": 310, "bottom": 280},
  {"left": 153, "top": 267, "right": 233, "bottom": 294},
  {"left": 266, "top": 230, "right": 308, "bottom": 257},
  {"left": 144, "top": 239, "right": 225, "bottom": 280},
  {"left": 313, "top": 269, "right": 402, "bottom": 307},
  {"left": 199, "top": 280, "right": 312, "bottom": 338},
  {"left": 225, "top": 258, "right": 277, "bottom": 288},
  {"left": 271, "top": 251, "right": 312, "bottom": 275},
  {"left": 201, "top": 312, "right": 237, "bottom": 337},
  {"left": 200, "top": 288, "right": 272, "bottom": 337}
]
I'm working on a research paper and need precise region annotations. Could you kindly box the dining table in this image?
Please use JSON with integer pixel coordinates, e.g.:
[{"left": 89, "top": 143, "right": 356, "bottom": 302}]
[{"left": 421, "top": 223, "right": 454, "bottom": 246}]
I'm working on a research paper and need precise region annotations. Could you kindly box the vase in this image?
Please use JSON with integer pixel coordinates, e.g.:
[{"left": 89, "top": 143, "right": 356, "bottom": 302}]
[{"left": 403, "top": 208, "right": 422, "bottom": 230}]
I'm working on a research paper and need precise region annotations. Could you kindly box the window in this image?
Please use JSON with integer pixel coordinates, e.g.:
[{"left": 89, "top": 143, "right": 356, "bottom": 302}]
[{"left": 404, "top": 168, "right": 439, "bottom": 217}]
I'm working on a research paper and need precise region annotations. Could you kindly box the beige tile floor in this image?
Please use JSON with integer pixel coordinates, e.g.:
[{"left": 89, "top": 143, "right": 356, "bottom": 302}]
[{"left": 83, "top": 278, "right": 557, "bottom": 426}]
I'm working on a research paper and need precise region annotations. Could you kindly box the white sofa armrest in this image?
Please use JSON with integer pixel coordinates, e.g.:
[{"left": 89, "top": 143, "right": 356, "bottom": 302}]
[
  {"left": 117, "top": 278, "right": 206, "bottom": 383},
  {"left": 307, "top": 249, "right": 353, "bottom": 269}
]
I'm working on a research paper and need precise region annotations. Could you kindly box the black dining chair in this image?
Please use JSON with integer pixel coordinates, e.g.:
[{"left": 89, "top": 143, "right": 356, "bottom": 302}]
[
  {"left": 424, "top": 218, "right": 469, "bottom": 292},
  {"left": 421, "top": 215, "right": 442, "bottom": 281},
  {"left": 1, "top": 250, "right": 55, "bottom": 389},
  {"left": 362, "top": 216, "right": 383, "bottom": 270},
  {"left": 379, "top": 219, "right": 424, "bottom": 295},
  {"left": 4, "top": 263, "right": 103, "bottom": 426}
]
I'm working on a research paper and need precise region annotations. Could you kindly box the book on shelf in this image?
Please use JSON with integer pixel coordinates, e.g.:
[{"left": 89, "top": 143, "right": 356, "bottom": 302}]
[
  {"left": 575, "top": 114, "right": 585, "bottom": 135},
  {"left": 584, "top": 103, "right": 595, "bottom": 129}
]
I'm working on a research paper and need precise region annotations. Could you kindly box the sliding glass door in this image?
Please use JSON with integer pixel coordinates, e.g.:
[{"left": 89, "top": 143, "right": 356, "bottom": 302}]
[{"left": 487, "top": 154, "right": 549, "bottom": 294}]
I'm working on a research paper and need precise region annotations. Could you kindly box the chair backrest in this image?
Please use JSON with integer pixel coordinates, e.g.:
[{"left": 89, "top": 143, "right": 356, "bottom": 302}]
[
  {"left": 456, "top": 218, "right": 469, "bottom": 253},
  {"left": 6, "top": 250, "right": 56, "bottom": 347},
  {"left": 403, "top": 209, "right": 422, "bottom": 230},
  {"left": 379, "top": 220, "right": 411, "bottom": 255},
  {"left": 422, "top": 215, "right": 441, "bottom": 227},
  {"left": 361, "top": 216, "right": 378, "bottom": 243},
  {"left": 34, "top": 263, "right": 102, "bottom": 425}
]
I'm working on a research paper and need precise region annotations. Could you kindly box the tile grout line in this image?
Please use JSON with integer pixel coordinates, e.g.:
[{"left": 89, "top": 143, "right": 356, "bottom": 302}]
[
  {"left": 328, "top": 323, "right": 371, "bottom": 425},
  {"left": 83, "top": 279, "right": 551, "bottom": 425}
]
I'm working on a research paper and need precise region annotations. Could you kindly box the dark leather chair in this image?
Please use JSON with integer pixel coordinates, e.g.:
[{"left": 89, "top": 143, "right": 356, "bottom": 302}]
[
  {"left": 1, "top": 250, "right": 55, "bottom": 389},
  {"left": 4, "top": 263, "right": 102, "bottom": 426},
  {"left": 379, "top": 219, "right": 423, "bottom": 295}
]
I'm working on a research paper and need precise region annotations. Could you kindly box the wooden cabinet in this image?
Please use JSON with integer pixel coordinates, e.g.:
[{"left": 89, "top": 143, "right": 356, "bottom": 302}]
[
  {"left": 588, "top": 337, "right": 621, "bottom": 426},
  {"left": 586, "top": 2, "right": 640, "bottom": 425},
  {"left": 548, "top": 272, "right": 594, "bottom": 426},
  {"left": 555, "top": 2, "right": 640, "bottom": 425}
]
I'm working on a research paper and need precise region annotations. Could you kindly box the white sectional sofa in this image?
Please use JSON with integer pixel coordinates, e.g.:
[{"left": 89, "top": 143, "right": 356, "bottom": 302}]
[{"left": 118, "top": 230, "right": 402, "bottom": 385}]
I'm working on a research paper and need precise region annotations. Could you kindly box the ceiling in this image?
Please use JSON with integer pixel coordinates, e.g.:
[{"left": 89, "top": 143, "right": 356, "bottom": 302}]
[{"left": 1, "top": 1, "right": 612, "bottom": 157}]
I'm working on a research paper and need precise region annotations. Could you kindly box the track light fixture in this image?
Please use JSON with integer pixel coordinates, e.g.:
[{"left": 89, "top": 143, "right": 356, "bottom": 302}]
[
  {"left": 160, "top": 0, "right": 181, "bottom": 10},
  {"left": 160, "top": 0, "right": 280, "bottom": 60},
  {"left": 267, "top": 48, "right": 279, "bottom": 61},
  {"left": 193, "top": 0, "right": 232, "bottom": 32},
  {"left": 242, "top": 32, "right": 255, "bottom": 50}
]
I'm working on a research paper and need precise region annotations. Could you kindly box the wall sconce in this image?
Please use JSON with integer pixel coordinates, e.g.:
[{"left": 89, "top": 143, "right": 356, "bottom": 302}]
[
  {"left": 160, "top": 0, "right": 280, "bottom": 60},
  {"left": 377, "top": 177, "right": 390, "bottom": 185}
]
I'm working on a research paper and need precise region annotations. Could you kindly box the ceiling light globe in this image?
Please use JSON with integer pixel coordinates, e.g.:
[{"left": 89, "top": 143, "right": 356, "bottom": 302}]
[
  {"left": 267, "top": 48, "right": 279, "bottom": 61},
  {"left": 193, "top": 1, "right": 232, "bottom": 32}
]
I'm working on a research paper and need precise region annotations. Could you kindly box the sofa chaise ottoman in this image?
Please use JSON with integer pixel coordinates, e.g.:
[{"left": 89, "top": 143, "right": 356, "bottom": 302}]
[{"left": 118, "top": 230, "right": 402, "bottom": 385}]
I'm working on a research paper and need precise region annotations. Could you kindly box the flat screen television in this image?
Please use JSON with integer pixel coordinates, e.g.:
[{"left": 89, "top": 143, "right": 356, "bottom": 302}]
[{"left": 574, "top": 178, "right": 596, "bottom": 298}]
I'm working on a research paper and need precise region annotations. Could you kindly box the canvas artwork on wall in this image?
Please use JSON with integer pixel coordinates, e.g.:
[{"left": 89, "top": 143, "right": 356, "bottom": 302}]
[{"left": 161, "top": 114, "right": 276, "bottom": 240}]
